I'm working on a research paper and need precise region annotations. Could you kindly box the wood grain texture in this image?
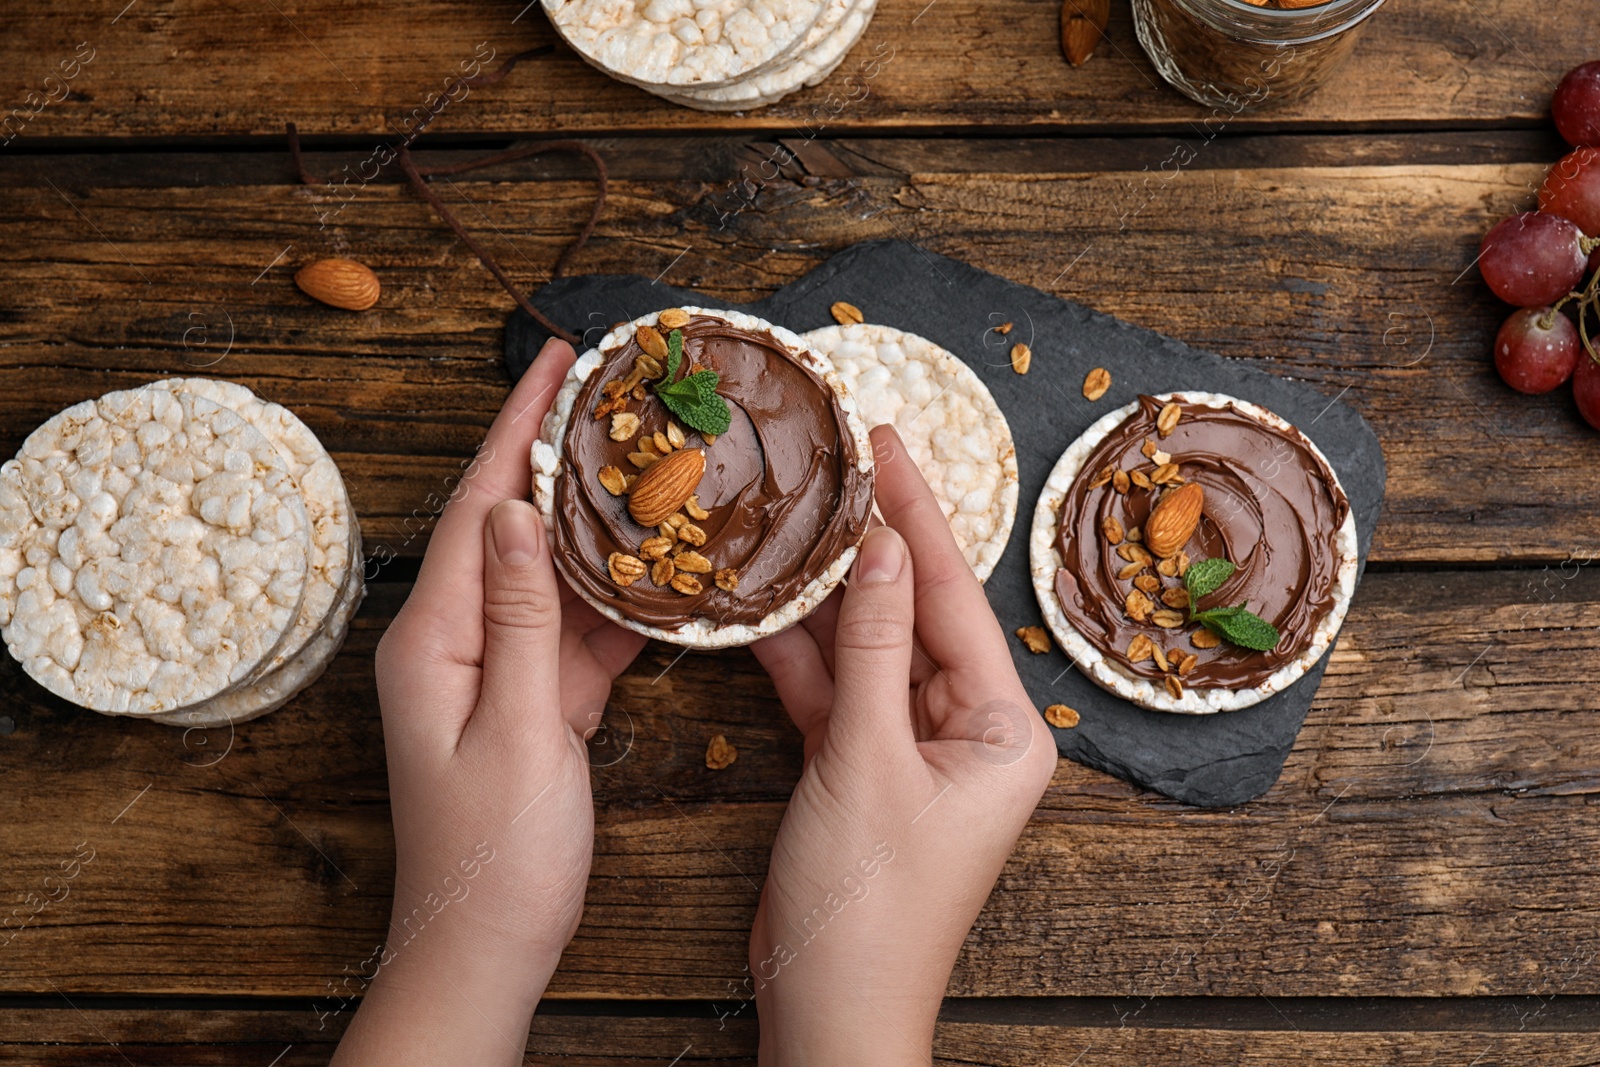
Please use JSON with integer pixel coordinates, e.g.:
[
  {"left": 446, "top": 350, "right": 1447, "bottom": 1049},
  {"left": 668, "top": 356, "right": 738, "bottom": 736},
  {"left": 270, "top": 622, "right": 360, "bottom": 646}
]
[
  {"left": 0, "top": 153, "right": 1593, "bottom": 564},
  {"left": 0, "top": 1005, "right": 1597, "bottom": 1065},
  {"left": 0, "top": 0, "right": 1594, "bottom": 141},
  {"left": 0, "top": 570, "right": 1596, "bottom": 1000}
]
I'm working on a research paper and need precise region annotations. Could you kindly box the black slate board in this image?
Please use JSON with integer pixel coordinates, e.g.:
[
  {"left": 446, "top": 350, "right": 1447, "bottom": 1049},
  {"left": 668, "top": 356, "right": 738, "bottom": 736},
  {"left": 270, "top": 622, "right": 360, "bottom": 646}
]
[{"left": 505, "top": 240, "right": 1386, "bottom": 807}]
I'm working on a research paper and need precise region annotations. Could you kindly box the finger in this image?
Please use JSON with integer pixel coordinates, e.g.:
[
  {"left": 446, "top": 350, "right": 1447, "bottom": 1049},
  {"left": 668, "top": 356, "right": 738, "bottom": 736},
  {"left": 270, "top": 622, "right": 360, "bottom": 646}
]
[
  {"left": 869, "top": 425, "right": 1010, "bottom": 672},
  {"left": 472, "top": 499, "right": 565, "bottom": 738},
  {"left": 825, "top": 525, "right": 918, "bottom": 756},
  {"left": 798, "top": 585, "right": 844, "bottom": 676},
  {"left": 409, "top": 339, "right": 576, "bottom": 643},
  {"left": 751, "top": 623, "right": 834, "bottom": 737}
]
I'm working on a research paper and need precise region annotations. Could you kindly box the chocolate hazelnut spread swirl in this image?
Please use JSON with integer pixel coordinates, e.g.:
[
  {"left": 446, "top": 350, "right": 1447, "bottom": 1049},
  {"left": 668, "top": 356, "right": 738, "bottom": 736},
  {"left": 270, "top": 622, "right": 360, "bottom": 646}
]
[
  {"left": 554, "top": 315, "right": 872, "bottom": 630},
  {"left": 1054, "top": 396, "right": 1349, "bottom": 689}
]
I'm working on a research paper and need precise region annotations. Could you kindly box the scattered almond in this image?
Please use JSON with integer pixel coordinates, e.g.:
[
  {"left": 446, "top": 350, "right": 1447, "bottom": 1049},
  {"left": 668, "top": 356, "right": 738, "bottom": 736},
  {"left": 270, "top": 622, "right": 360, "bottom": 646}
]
[
  {"left": 715, "top": 568, "right": 739, "bottom": 591},
  {"left": 628, "top": 447, "right": 706, "bottom": 527},
  {"left": 658, "top": 308, "right": 691, "bottom": 329},
  {"left": 636, "top": 324, "right": 670, "bottom": 361},
  {"left": 294, "top": 258, "right": 381, "bottom": 311},
  {"left": 671, "top": 572, "right": 703, "bottom": 596},
  {"left": 1082, "top": 366, "right": 1112, "bottom": 401},
  {"left": 608, "top": 552, "right": 646, "bottom": 587},
  {"left": 1157, "top": 401, "right": 1182, "bottom": 438},
  {"left": 1101, "top": 515, "right": 1124, "bottom": 545},
  {"left": 1061, "top": 0, "right": 1110, "bottom": 67},
  {"left": 1010, "top": 343, "right": 1033, "bottom": 375},
  {"left": 830, "top": 301, "right": 865, "bottom": 326},
  {"left": 1192, "top": 628, "right": 1222, "bottom": 649},
  {"left": 651, "top": 558, "right": 676, "bottom": 586},
  {"left": 598, "top": 465, "right": 629, "bottom": 496},
  {"left": 1016, "top": 626, "right": 1052, "bottom": 654},
  {"left": 1045, "top": 704, "right": 1080, "bottom": 729},
  {"left": 705, "top": 733, "right": 737, "bottom": 770}
]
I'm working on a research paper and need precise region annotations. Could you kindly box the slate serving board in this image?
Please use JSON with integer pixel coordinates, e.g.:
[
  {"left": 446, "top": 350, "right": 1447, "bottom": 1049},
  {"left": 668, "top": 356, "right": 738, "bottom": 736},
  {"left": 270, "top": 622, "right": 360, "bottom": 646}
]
[{"left": 505, "top": 239, "right": 1386, "bottom": 807}]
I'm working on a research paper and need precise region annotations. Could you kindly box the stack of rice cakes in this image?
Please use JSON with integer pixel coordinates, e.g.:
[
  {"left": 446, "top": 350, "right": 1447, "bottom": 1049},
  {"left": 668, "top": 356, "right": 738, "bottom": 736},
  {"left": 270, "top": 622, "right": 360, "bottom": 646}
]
[
  {"left": 544, "top": 0, "right": 879, "bottom": 111},
  {"left": 0, "top": 379, "right": 363, "bottom": 727}
]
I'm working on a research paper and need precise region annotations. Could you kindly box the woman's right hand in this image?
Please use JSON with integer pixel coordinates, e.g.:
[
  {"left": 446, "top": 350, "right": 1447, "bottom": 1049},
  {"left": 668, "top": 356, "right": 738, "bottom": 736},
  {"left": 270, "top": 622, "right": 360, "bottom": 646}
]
[{"left": 748, "top": 425, "right": 1058, "bottom": 1065}]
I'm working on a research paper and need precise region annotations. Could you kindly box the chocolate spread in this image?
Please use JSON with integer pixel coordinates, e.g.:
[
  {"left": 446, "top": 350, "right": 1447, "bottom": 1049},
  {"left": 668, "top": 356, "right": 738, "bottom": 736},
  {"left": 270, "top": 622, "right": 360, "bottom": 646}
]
[
  {"left": 1054, "top": 395, "right": 1348, "bottom": 689},
  {"left": 553, "top": 314, "right": 872, "bottom": 630}
]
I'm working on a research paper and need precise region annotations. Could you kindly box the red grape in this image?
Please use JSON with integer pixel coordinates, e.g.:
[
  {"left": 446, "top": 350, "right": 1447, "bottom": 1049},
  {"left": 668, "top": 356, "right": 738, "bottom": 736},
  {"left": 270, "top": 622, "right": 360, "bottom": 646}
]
[
  {"left": 1479, "top": 211, "right": 1589, "bottom": 307},
  {"left": 1575, "top": 351, "right": 1600, "bottom": 431},
  {"left": 1539, "top": 146, "right": 1600, "bottom": 236},
  {"left": 1494, "top": 307, "right": 1581, "bottom": 393},
  {"left": 1553, "top": 61, "right": 1600, "bottom": 148}
]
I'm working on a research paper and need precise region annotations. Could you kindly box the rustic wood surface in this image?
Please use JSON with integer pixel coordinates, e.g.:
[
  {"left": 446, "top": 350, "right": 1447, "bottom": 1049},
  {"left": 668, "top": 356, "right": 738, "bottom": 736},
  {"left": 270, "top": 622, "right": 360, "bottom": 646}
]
[{"left": 4, "top": 0, "right": 1600, "bottom": 1057}]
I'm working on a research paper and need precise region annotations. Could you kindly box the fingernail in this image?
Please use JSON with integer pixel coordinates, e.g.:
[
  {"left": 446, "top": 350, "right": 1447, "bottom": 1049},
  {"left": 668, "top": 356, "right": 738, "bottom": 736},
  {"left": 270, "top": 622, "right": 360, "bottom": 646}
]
[
  {"left": 490, "top": 499, "right": 541, "bottom": 565},
  {"left": 854, "top": 526, "right": 905, "bottom": 585}
]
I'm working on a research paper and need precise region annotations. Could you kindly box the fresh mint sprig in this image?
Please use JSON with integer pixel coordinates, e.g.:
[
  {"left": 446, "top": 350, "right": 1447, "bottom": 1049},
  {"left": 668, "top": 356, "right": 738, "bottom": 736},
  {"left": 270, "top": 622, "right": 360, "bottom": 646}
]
[
  {"left": 1182, "top": 556, "right": 1281, "bottom": 652},
  {"left": 653, "top": 328, "right": 731, "bottom": 437}
]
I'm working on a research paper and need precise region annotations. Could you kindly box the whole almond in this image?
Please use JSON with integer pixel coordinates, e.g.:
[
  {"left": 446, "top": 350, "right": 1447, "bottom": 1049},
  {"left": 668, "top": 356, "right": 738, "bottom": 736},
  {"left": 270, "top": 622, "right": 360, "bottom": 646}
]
[
  {"left": 1061, "top": 0, "right": 1109, "bottom": 67},
  {"left": 1144, "top": 482, "right": 1204, "bottom": 559},
  {"left": 627, "top": 447, "right": 705, "bottom": 527},
  {"left": 295, "top": 258, "right": 380, "bottom": 311}
]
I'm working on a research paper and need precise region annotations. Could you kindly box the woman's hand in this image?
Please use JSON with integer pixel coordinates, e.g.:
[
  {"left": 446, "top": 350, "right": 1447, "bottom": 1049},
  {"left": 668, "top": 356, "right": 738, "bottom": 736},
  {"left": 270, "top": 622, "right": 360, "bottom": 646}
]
[
  {"left": 333, "top": 339, "right": 647, "bottom": 1067},
  {"left": 749, "top": 426, "right": 1057, "bottom": 1065}
]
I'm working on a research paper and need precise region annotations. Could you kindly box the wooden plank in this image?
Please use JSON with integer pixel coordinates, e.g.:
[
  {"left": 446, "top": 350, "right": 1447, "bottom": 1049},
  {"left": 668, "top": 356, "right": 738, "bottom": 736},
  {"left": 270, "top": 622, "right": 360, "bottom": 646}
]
[
  {"left": 0, "top": 569, "right": 1596, "bottom": 1000},
  {"left": 0, "top": 158, "right": 1592, "bottom": 564},
  {"left": 0, "top": 0, "right": 1595, "bottom": 141},
  {"left": 0, "top": 1005, "right": 1597, "bottom": 1065}
]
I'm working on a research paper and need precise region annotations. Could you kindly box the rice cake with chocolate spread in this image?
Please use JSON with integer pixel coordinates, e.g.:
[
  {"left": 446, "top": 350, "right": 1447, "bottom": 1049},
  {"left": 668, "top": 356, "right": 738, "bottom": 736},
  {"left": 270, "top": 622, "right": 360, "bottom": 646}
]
[
  {"left": 1029, "top": 392, "right": 1357, "bottom": 714},
  {"left": 532, "top": 307, "right": 873, "bottom": 648}
]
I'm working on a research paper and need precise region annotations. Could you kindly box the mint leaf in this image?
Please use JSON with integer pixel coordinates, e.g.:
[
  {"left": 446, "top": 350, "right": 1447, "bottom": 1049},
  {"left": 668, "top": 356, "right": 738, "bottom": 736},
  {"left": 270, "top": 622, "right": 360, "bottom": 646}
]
[
  {"left": 664, "top": 329, "right": 684, "bottom": 383},
  {"left": 1184, "top": 557, "right": 1235, "bottom": 602},
  {"left": 1194, "top": 606, "right": 1280, "bottom": 652},
  {"left": 658, "top": 370, "right": 731, "bottom": 436}
]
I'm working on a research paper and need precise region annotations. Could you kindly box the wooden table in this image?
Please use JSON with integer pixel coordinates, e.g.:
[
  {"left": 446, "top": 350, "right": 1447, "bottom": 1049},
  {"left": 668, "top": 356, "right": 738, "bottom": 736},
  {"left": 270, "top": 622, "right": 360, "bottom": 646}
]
[{"left": 3, "top": 1, "right": 1599, "bottom": 1061}]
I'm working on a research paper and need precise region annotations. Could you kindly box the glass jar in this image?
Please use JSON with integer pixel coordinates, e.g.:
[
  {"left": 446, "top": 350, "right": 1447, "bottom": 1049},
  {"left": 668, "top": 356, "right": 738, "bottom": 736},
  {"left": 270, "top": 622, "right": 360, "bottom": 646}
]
[{"left": 1131, "top": 0, "right": 1388, "bottom": 112}]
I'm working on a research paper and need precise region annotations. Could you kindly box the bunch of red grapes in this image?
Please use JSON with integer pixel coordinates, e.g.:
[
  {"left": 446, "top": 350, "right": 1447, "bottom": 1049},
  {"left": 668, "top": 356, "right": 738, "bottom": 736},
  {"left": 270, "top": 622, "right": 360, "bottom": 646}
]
[{"left": 1481, "top": 60, "right": 1600, "bottom": 430}]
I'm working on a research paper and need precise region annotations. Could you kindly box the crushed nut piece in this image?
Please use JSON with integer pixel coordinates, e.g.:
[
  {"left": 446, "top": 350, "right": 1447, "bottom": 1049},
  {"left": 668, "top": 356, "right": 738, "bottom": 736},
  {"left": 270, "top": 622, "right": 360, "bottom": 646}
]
[
  {"left": 1130, "top": 470, "right": 1153, "bottom": 490},
  {"left": 1140, "top": 438, "right": 1158, "bottom": 459},
  {"left": 631, "top": 383, "right": 648, "bottom": 401},
  {"left": 1087, "top": 465, "right": 1115, "bottom": 490},
  {"left": 1127, "top": 634, "right": 1155, "bottom": 663},
  {"left": 702, "top": 433, "right": 717, "bottom": 447},
  {"left": 674, "top": 550, "right": 713, "bottom": 574},
  {"left": 1156, "top": 557, "right": 1179, "bottom": 578},
  {"left": 1157, "top": 402, "right": 1182, "bottom": 438},
  {"left": 610, "top": 412, "right": 641, "bottom": 442},
  {"left": 1082, "top": 367, "right": 1111, "bottom": 401},
  {"left": 1118, "top": 561, "right": 1145, "bottom": 580},
  {"left": 674, "top": 522, "right": 704, "bottom": 546},
  {"left": 607, "top": 552, "right": 646, "bottom": 587},
  {"left": 1125, "top": 590, "right": 1155, "bottom": 623},
  {"left": 705, "top": 733, "right": 737, "bottom": 770},
  {"left": 1113, "top": 469, "right": 1131, "bottom": 494},
  {"left": 1151, "top": 462, "right": 1181, "bottom": 485},
  {"left": 1134, "top": 574, "right": 1161, "bottom": 595},
  {"left": 1016, "top": 626, "right": 1052, "bottom": 654},
  {"left": 671, "top": 572, "right": 703, "bottom": 595},
  {"left": 636, "top": 324, "right": 670, "bottom": 361},
  {"left": 1010, "top": 342, "right": 1032, "bottom": 375},
  {"left": 1152, "top": 609, "right": 1185, "bottom": 628},
  {"left": 1044, "top": 704, "right": 1079, "bottom": 729},
  {"left": 1117, "top": 543, "right": 1153, "bottom": 565},
  {"left": 623, "top": 474, "right": 638, "bottom": 490},
  {"left": 640, "top": 536, "right": 675, "bottom": 560},
  {"left": 653, "top": 431, "right": 673, "bottom": 455},
  {"left": 602, "top": 380, "right": 627, "bottom": 400},
  {"left": 651, "top": 558, "right": 676, "bottom": 586},
  {"left": 995, "top": 321, "right": 1014, "bottom": 335},
  {"left": 638, "top": 436, "right": 659, "bottom": 456},
  {"left": 1101, "top": 515, "right": 1124, "bottom": 545},
  {"left": 1192, "top": 628, "right": 1222, "bottom": 649},
  {"left": 714, "top": 568, "right": 739, "bottom": 591},
  {"left": 1178, "top": 652, "right": 1198, "bottom": 676},
  {"left": 636, "top": 353, "right": 665, "bottom": 379},
  {"left": 667, "top": 421, "right": 686, "bottom": 449},
  {"left": 1161, "top": 588, "right": 1191, "bottom": 609},
  {"left": 598, "top": 465, "right": 629, "bottom": 496},
  {"left": 1125, "top": 525, "right": 1142, "bottom": 543},
  {"left": 1152, "top": 448, "right": 1171, "bottom": 466},
  {"left": 628, "top": 451, "right": 658, "bottom": 471},
  {"left": 1165, "top": 675, "right": 1184, "bottom": 700},
  {"left": 830, "top": 301, "right": 864, "bottom": 326},
  {"left": 1177, "top": 551, "right": 1190, "bottom": 576},
  {"left": 1151, "top": 645, "right": 1170, "bottom": 673},
  {"left": 658, "top": 308, "right": 691, "bottom": 329},
  {"left": 683, "top": 494, "right": 709, "bottom": 520}
]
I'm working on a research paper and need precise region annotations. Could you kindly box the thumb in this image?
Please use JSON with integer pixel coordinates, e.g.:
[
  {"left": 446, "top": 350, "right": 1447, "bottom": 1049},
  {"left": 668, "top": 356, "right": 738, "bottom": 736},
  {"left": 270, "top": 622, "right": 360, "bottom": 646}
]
[
  {"left": 826, "top": 526, "right": 918, "bottom": 756},
  {"left": 476, "top": 498, "right": 564, "bottom": 731}
]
